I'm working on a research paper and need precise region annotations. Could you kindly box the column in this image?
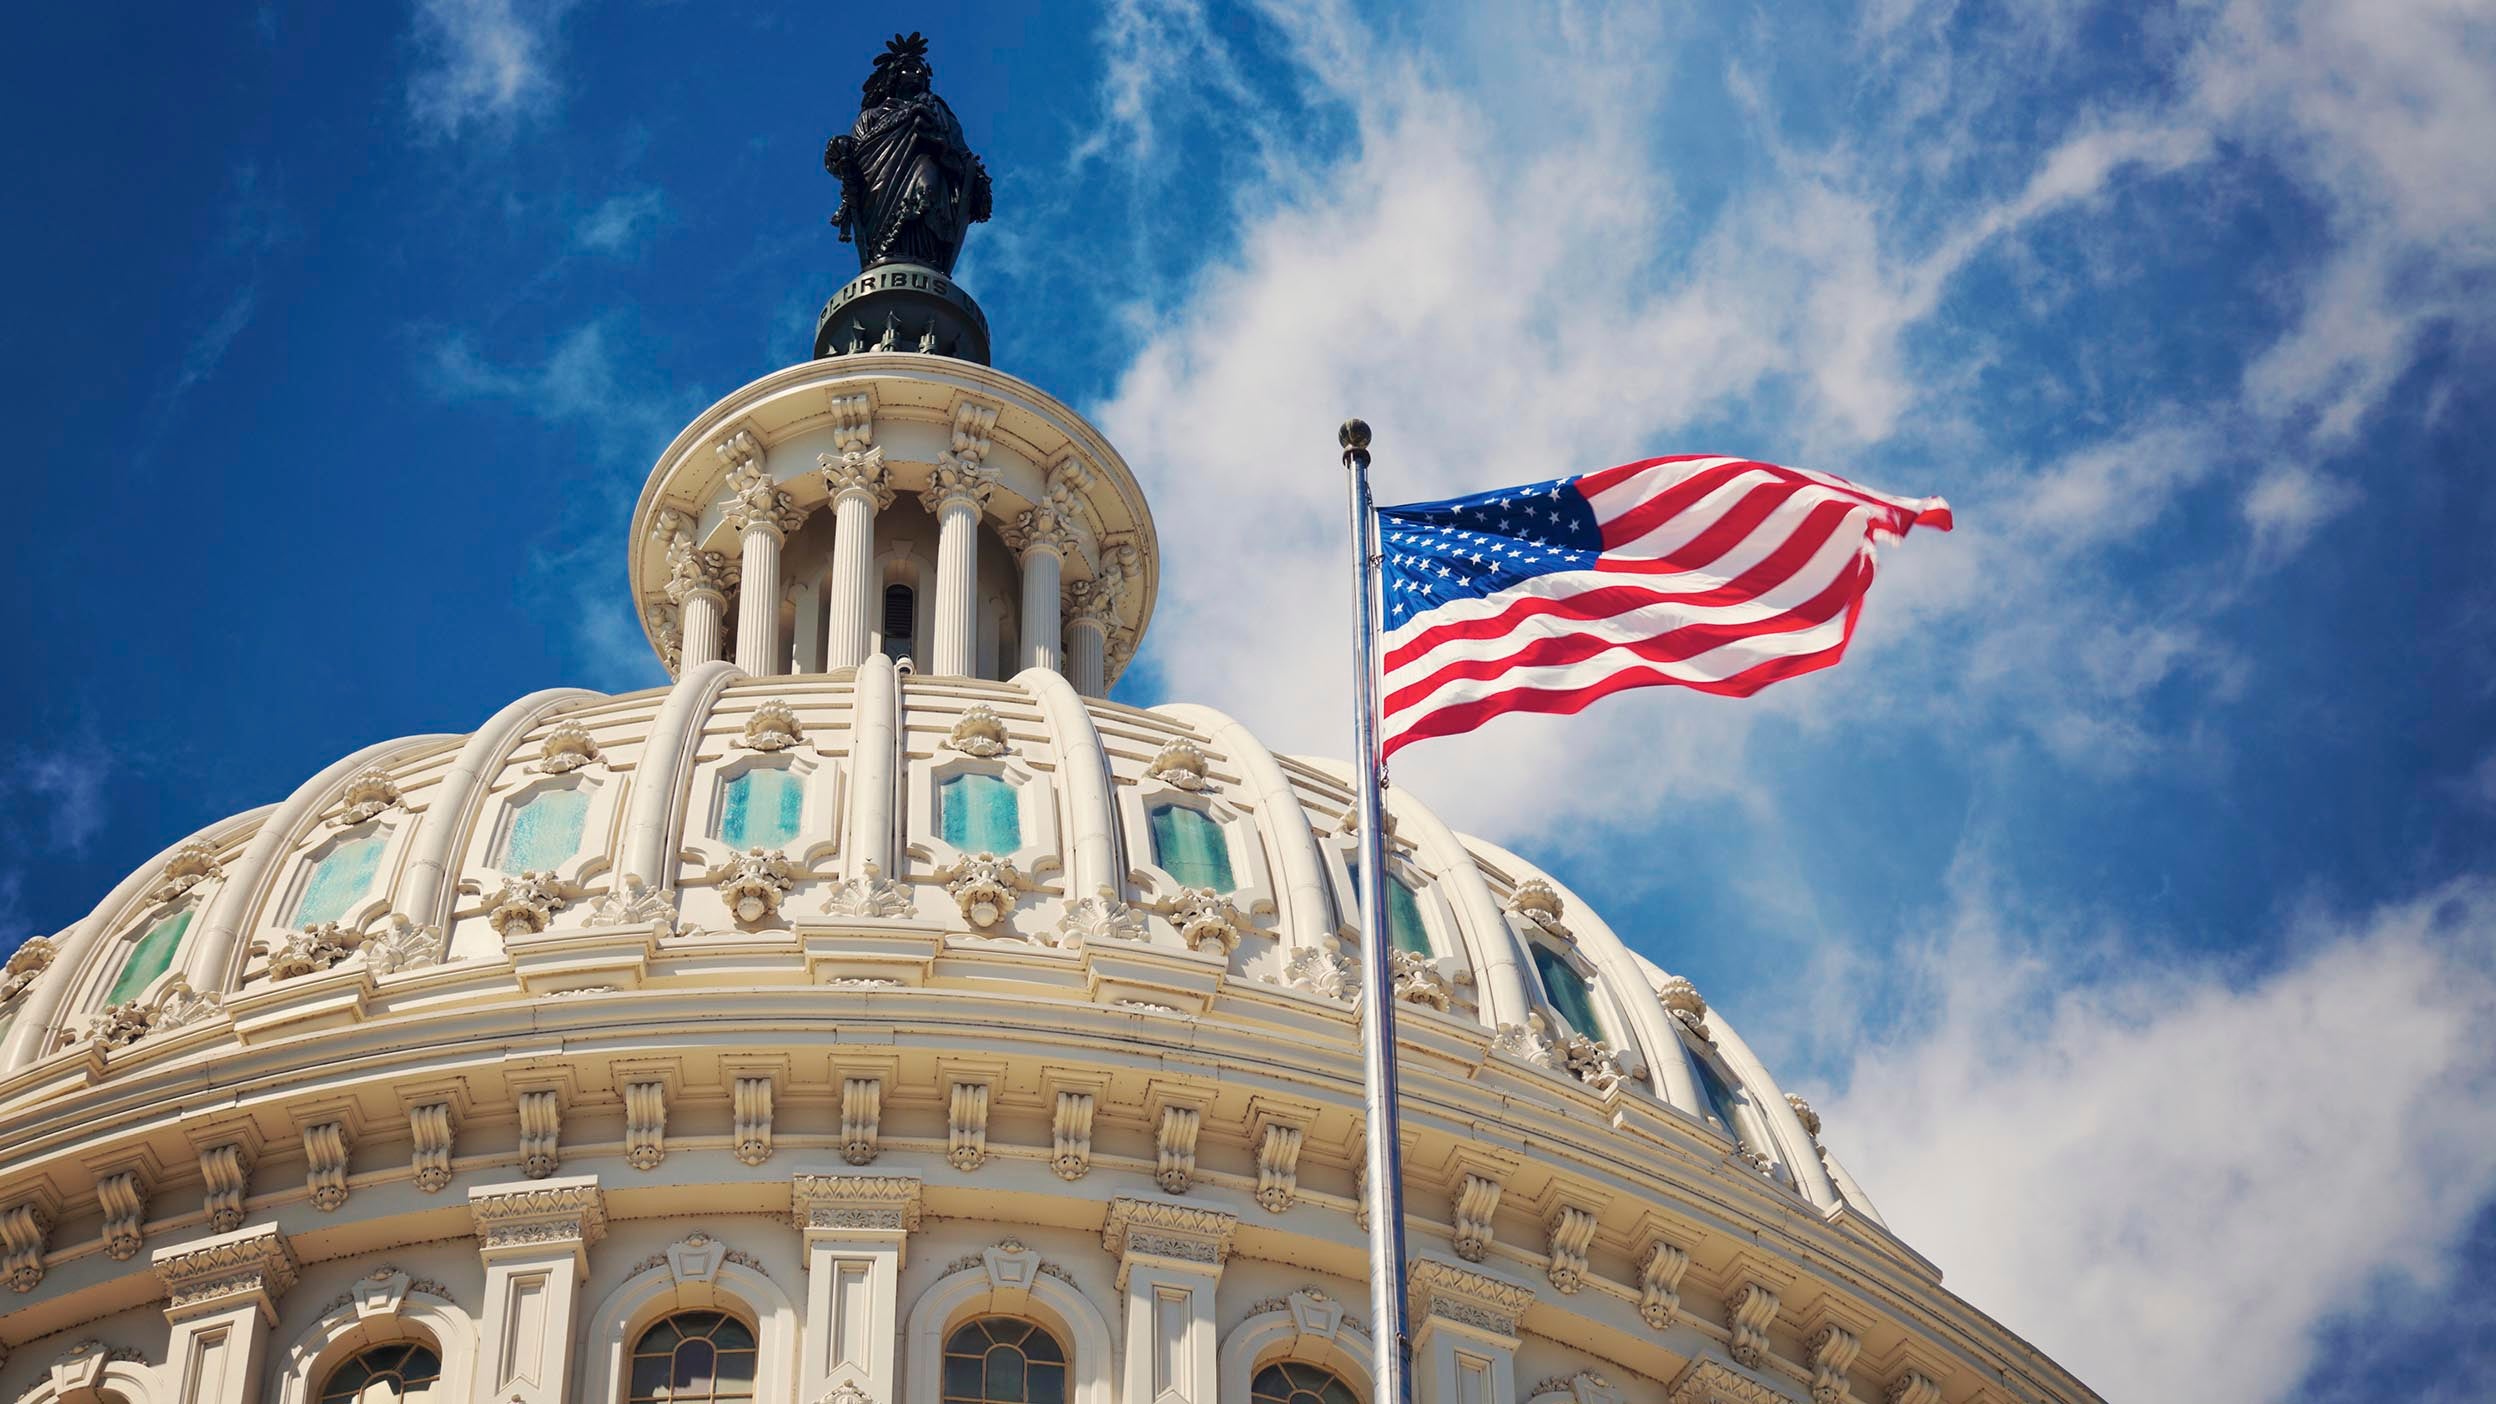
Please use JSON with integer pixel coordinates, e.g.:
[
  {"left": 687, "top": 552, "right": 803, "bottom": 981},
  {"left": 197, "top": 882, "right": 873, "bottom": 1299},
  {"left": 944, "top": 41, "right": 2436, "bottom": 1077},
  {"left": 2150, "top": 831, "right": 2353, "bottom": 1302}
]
[
  {"left": 723, "top": 433, "right": 808, "bottom": 676},
  {"left": 818, "top": 444, "right": 894, "bottom": 669},
  {"left": 791, "top": 576, "right": 825, "bottom": 673},
  {"left": 469, "top": 1176, "right": 607, "bottom": 1404},
  {"left": 920, "top": 457, "right": 996, "bottom": 677},
  {"left": 791, "top": 1172, "right": 922, "bottom": 1404},
  {"left": 151, "top": 1224, "right": 298, "bottom": 1404},
  {"left": 1102, "top": 1197, "right": 1237, "bottom": 1404},
  {"left": 1407, "top": 1259, "right": 1534, "bottom": 1404},
  {"left": 1064, "top": 585, "right": 1111, "bottom": 696},
  {"left": 1012, "top": 504, "right": 1071, "bottom": 675},
  {"left": 665, "top": 547, "right": 732, "bottom": 669}
]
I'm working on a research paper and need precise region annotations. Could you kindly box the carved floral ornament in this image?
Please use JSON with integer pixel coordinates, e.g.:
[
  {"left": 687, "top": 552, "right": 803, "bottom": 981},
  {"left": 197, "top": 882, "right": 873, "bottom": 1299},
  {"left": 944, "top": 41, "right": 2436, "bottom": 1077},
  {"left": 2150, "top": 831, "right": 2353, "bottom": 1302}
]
[
  {"left": 84, "top": 974, "right": 222, "bottom": 1050},
  {"left": 1054, "top": 887, "right": 1148, "bottom": 948},
  {"left": 155, "top": 841, "right": 223, "bottom": 902},
  {"left": 938, "top": 852, "right": 1025, "bottom": 929},
  {"left": 1144, "top": 738, "right": 1209, "bottom": 791},
  {"left": 0, "top": 936, "right": 56, "bottom": 1005},
  {"left": 589, "top": 874, "right": 680, "bottom": 936},
  {"left": 1656, "top": 974, "right": 1711, "bottom": 1041},
  {"left": 333, "top": 767, "right": 402, "bottom": 826},
  {"left": 253, "top": 923, "right": 360, "bottom": 980},
  {"left": 742, "top": 701, "right": 805, "bottom": 752},
  {"left": 487, "top": 871, "right": 569, "bottom": 936},
  {"left": 711, "top": 849, "right": 802, "bottom": 925},
  {"left": 1154, "top": 885, "right": 1244, "bottom": 953},
  {"left": 822, "top": 860, "right": 913, "bottom": 919},
  {"left": 535, "top": 721, "right": 603, "bottom": 773},
  {"left": 1275, "top": 944, "right": 1355, "bottom": 1001},
  {"left": 946, "top": 705, "right": 1010, "bottom": 757},
  {"left": 1508, "top": 878, "right": 1570, "bottom": 940}
]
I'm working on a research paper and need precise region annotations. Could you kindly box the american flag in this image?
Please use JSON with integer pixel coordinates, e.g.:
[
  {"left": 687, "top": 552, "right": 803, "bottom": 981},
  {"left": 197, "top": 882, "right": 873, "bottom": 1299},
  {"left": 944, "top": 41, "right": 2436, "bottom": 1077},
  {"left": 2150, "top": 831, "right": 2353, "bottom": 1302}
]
[{"left": 1376, "top": 455, "right": 1952, "bottom": 758}]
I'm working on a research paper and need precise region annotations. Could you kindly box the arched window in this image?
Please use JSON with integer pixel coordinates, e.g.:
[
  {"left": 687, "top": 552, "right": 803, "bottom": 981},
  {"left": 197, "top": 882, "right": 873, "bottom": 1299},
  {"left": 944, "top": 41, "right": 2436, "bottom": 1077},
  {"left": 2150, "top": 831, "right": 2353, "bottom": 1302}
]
[
  {"left": 319, "top": 1342, "right": 442, "bottom": 1404},
  {"left": 1346, "top": 863, "right": 1430, "bottom": 955},
  {"left": 293, "top": 830, "right": 389, "bottom": 927},
  {"left": 720, "top": 767, "right": 805, "bottom": 850},
  {"left": 628, "top": 1312, "right": 757, "bottom": 1404},
  {"left": 499, "top": 785, "right": 591, "bottom": 873},
  {"left": 941, "top": 1317, "right": 1067, "bottom": 1404},
  {"left": 940, "top": 773, "right": 1021, "bottom": 854},
  {"left": 1148, "top": 803, "right": 1234, "bottom": 891},
  {"left": 1252, "top": 1361, "right": 1361, "bottom": 1404},
  {"left": 1531, "top": 943, "right": 1604, "bottom": 1041},
  {"left": 106, "top": 905, "right": 194, "bottom": 1004},
  {"left": 883, "top": 584, "right": 916, "bottom": 663}
]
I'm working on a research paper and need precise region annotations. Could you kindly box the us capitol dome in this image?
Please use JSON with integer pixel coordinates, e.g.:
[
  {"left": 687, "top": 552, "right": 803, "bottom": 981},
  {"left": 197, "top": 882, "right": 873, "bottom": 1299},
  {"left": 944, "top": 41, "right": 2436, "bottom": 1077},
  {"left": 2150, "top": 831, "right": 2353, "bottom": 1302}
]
[{"left": 0, "top": 35, "right": 2098, "bottom": 1404}]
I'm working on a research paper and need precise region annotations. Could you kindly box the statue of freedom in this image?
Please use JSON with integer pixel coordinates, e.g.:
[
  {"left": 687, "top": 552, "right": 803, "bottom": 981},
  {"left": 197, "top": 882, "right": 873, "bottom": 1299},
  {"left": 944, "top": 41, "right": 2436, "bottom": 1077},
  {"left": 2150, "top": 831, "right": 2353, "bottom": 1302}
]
[{"left": 825, "top": 33, "right": 993, "bottom": 275}]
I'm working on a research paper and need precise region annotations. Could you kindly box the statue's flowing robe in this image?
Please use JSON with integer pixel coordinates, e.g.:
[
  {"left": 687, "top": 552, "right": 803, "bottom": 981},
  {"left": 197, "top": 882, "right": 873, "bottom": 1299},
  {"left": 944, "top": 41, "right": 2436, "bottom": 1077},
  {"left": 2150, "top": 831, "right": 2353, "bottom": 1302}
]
[{"left": 842, "top": 93, "right": 983, "bottom": 272}]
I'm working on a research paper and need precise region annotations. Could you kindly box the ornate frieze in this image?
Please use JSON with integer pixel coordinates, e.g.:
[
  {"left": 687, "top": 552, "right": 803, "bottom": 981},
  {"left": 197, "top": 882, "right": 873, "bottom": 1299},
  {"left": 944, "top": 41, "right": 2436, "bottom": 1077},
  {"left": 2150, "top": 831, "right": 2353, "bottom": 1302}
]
[
  {"left": 1154, "top": 1105, "right": 1201, "bottom": 1194},
  {"left": 1636, "top": 1236, "right": 1691, "bottom": 1329},
  {"left": 625, "top": 1082, "right": 667, "bottom": 1170},
  {"left": 1145, "top": 738, "right": 1210, "bottom": 791},
  {"left": 742, "top": 701, "right": 805, "bottom": 751},
  {"left": 1726, "top": 1283, "right": 1781, "bottom": 1368},
  {"left": 946, "top": 705, "right": 1010, "bottom": 757},
  {"left": 733, "top": 1076, "right": 774, "bottom": 1166},
  {"left": 152, "top": 1223, "right": 298, "bottom": 1315},
  {"left": 1, "top": 1202, "right": 52, "bottom": 1292},
  {"left": 790, "top": 1173, "right": 923, "bottom": 1235},
  {"left": 712, "top": 848, "right": 801, "bottom": 925},
  {"left": 939, "top": 852, "right": 1025, "bottom": 929},
  {"left": 1452, "top": 1172, "right": 1504, "bottom": 1263},
  {"left": 486, "top": 871, "right": 568, "bottom": 937},
  {"left": 947, "top": 1082, "right": 989, "bottom": 1171},
  {"left": 516, "top": 1089, "right": 562, "bottom": 1179},
  {"left": 842, "top": 1077, "right": 883, "bottom": 1165},
  {"left": 1256, "top": 1122, "right": 1304, "bottom": 1213},
  {"left": 303, "top": 1122, "right": 352, "bottom": 1212},
  {"left": 1051, "top": 1090, "right": 1094, "bottom": 1181},
  {"left": 469, "top": 1178, "right": 606, "bottom": 1253},
  {"left": 1546, "top": 1204, "right": 1599, "bottom": 1294},
  {"left": 823, "top": 861, "right": 914, "bottom": 918},
  {"left": 200, "top": 1143, "right": 252, "bottom": 1233},
  {"left": 97, "top": 1170, "right": 148, "bottom": 1261},
  {"left": 409, "top": 1103, "right": 455, "bottom": 1192},
  {"left": 1407, "top": 1259, "right": 1536, "bottom": 1339}
]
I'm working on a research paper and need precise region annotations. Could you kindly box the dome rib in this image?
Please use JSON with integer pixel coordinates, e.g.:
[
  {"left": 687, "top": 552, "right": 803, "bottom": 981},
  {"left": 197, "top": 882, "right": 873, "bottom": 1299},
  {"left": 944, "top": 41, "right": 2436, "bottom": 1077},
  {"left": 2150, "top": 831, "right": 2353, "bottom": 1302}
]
[
  {"left": 0, "top": 806, "right": 272, "bottom": 1072},
  {"left": 192, "top": 733, "right": 457, "bottom": 995},
  {"left": 621, "top": 660, "right": 742, "bottom": 890},
  {"left": 1014, "top": 665, "right": 1120, "bottom": 900},
  {"left": 1153, "top": 703, "right": 1334, "bottom": 954},
  {"left": 843, "top": 653, "right": 901, "bottom": 880},
  {"left": 1384, "top": 787, "right": 1535, "bottom": 1030},
  {"left": 404, "top": 688, "right": 603, "bottom": 930}
]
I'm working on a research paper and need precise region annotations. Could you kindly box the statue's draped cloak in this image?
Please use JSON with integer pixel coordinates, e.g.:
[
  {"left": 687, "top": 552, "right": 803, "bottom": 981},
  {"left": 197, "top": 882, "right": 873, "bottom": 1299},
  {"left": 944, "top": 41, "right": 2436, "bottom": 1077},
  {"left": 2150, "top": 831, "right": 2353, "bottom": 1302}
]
[{"left": 840, "top": 93, "right": 985, "bottom": 272}]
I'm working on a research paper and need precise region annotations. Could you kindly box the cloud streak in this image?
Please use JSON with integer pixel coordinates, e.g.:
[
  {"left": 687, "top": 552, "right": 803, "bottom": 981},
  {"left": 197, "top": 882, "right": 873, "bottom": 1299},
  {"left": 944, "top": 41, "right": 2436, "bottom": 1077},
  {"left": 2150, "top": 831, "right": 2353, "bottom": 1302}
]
[{"left": 407, "top": 0, "right": 575, "bottom": 138}]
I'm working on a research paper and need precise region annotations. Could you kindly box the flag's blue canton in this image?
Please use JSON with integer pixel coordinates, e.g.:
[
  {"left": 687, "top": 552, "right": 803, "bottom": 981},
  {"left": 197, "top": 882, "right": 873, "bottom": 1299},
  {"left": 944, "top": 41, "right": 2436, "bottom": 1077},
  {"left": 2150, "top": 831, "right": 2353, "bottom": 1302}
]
[{"left": 1377, "top": 475, "right": 1605, "bottom": 629}]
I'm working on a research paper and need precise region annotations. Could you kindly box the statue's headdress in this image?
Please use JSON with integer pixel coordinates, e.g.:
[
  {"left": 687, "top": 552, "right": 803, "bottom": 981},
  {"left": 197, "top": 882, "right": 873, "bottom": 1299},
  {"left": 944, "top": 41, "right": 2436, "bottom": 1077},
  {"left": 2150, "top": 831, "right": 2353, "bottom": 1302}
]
[{"left": 862, "top": 31, "right": 934, "bottom": 107}]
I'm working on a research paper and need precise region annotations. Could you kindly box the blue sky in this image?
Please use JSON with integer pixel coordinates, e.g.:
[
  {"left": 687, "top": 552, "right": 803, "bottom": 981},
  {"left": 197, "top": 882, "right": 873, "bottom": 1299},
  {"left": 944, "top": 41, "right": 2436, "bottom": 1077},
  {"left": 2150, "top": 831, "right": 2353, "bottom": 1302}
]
[{"left": 4, "top": 2, "right": 2493, "bottom": 1399}]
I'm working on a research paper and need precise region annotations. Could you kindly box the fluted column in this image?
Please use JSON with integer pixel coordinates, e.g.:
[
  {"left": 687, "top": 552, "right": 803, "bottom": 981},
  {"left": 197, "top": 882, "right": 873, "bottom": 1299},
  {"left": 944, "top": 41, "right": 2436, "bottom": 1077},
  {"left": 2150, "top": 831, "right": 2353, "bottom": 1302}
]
[
  {"left": 920, "top": 459, "right": 996, "bottom": 678},
  {"left": 818, "top": 432, "right": 893, "bottom": 670},
  {"left": 722, "top": 431, "right": 808, "bottom": 676},
  {"left": 1062, "top": 537, "right": 1138, "bottom": 697},
  {"left": 665, "top": 552, "right": 732, "bottom": 669},
  {"left": 1010, "top": 501, "right": 1074, "bottom": 675}
]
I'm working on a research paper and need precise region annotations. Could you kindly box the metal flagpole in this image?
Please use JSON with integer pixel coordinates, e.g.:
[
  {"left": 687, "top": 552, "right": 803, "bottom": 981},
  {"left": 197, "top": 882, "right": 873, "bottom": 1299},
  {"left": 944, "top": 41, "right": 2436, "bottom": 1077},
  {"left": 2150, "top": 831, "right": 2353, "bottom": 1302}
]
[{"left": 1341, "top": 418, "right": 1416, "bottom": 1404}]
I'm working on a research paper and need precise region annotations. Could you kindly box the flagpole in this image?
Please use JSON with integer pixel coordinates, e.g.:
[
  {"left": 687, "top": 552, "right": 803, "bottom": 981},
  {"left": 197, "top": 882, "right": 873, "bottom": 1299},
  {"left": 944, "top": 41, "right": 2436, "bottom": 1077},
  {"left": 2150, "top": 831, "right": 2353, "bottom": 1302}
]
[{"left": 1342, "top": 418, "right": 1416, "bottom": 1404}]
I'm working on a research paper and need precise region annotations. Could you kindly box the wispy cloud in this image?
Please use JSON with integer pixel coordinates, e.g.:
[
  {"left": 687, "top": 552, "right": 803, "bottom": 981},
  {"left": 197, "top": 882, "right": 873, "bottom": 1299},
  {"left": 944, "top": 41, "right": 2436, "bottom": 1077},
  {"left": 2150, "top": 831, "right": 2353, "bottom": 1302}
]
[
  {"left": 1819, "top": 874, "right": 2496, "bottom": 1403},
  {"left": 575, "top": 189, "right": 665, "bottom": 255},
  {"left": 406, "top": 0, "right": 576, "bottom": 139}
]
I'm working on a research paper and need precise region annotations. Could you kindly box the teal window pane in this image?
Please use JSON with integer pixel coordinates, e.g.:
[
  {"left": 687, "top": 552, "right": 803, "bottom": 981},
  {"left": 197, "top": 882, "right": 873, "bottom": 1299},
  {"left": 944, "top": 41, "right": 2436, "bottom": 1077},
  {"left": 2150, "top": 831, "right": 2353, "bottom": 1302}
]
[
  {"left": 501, "top": 786, "right": 590, "bottom": 873},
  {"left": 720, "top": 768, "right": 804, "bottom": 850},
  {"left": 293, "top": 834, "right": 387, "bottom": 927},
  {"left": 1348, "top": 863, "right": 1430, "bottom": 955},
  {"left": 1693, "top": 1050, "right": 1748, "bottom": 1149},
  {"left": 1532, "top": 943, "right": 1605, "bottom": 1040},
  {"left": 939, "top": 773, "right": 1021, "bottom": 853},
  {"left": 1148, "top": 804, "right": 1234, "bottom": 891},
  {"left": 107, "top": 907, "right": 193, "bottom": 1004}
]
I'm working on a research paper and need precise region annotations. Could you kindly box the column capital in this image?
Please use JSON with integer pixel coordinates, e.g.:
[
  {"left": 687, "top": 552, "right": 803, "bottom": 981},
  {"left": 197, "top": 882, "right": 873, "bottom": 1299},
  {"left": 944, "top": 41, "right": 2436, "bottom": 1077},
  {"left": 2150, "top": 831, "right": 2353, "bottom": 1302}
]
[
  {"left": 468, "top": 1175, "right": 608, "bottom": 1269},
  {"left": 1006, "top": 500, "right": 1078, "bottom": 562},
  {"left": 663, "top": 539, "right": 736, "bottom": 606},
  {"left": 819, "top": 446, "right": 896, "bottom": 510},
  {"left": 918, "top": 456, "right": 999, "bottom": 516},
  {"left": 725, "top": 459, "right": 810, "bottom": 541},
  {"left": 790, "top": 1170, "right": 924, "bottom": 1238},
  {"left": 152, "top": 1223, "right": 298, "bottom": 1324},
  {"left": 1100, "top": 1196, "right": 1237, "bottom": 1284},
  {"left": 1407, "top": 1258, "right": 1535, "bottom": 1344}
]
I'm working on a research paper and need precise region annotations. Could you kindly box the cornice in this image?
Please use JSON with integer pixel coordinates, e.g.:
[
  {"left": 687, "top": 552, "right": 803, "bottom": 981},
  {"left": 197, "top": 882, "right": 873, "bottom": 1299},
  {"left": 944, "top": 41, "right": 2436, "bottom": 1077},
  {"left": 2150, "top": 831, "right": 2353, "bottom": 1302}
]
[
  {"left": 150, "top": 1224, "right": 297, "bottom": 1321},
  {"left": 468, "top": 1175, "right": 607, "bottom": 1256},
  {"left": 790, "top": 1170, "right": 924, "bottom": 1236}
]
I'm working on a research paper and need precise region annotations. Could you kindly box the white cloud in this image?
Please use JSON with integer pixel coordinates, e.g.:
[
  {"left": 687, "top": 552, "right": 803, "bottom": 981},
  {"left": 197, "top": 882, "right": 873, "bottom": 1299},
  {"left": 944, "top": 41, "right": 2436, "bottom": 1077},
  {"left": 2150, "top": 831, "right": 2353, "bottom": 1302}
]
[
  {"left": 576, "top": 189, "right": 665, "bottom": 254},
  {"left": 2241, "top": 463, "right": 2357, "bottom": 561},
  {"left": 407, "top": 0, "right": 574, "bottom": 138},
  {"left": 1818, "top": 876, "right": 2496, "bottom": 1403},
  {"left": 11, "top": 750, "right": 110, "bottom": 856}
]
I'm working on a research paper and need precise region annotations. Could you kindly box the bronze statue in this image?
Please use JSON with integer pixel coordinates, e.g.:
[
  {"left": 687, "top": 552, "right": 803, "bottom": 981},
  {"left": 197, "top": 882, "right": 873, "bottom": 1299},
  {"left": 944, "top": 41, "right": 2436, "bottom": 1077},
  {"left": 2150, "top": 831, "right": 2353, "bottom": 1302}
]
[{"left": 825, "top": 32, "right": 992, "bottom": 275}]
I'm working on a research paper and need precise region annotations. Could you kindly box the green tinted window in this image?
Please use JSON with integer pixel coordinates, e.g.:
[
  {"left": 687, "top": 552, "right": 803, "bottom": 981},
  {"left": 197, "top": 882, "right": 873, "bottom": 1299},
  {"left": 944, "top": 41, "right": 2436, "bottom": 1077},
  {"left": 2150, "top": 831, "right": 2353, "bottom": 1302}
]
[
  {"left": 501, "top": 786, "right": 590, "bottom": 873},
  {"left": 1532, "top": 943, "right": 1605, "bottom": 1040},
  {"left": 940, "top": 772, "right": 1021, "bottom": 853},
  {"left": 1347, "top": 864, "right": 1430, "bottom": 955},
  {"left": 107, "top": 907, "right": 193, "bottom": 1004},
  {"left": 1148, "top": 804, "right": 1234, "bottom": 891},
  {"left": 720, "top": 768, "right": 804, "bottom": 850},
  {"left": 293, "top": 833, "right": 387, "bottom": 927}
]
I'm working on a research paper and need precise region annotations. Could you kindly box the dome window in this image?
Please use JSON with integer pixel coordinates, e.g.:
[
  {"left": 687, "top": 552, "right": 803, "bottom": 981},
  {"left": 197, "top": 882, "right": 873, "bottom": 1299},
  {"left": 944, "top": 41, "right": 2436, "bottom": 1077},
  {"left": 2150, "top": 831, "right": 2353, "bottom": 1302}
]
[
  {"left": 1252, "top": 1361, "right": 1361, "bottom": 1404},
  {"left": 319, "top": 1342, "right": 442, "bottom": 1404},
  {"left": 882, "top": 583, "right": 916, "bottom": 663},
  {"left": 105, "top": 906, "right": 194, "bottom": 1005},
  {"left": 628, "top": 1311, "right": 757, "bottom": 1404},
  {"left": 940, "top": 772, "right": 1021, "bottom": 853},
  {"left": 1691, "top": 1046, "right": 1752, "bottom": 1152},
  {"left": 719, "top": 767, "right": 805, "bottom": 851},
  {"left": 1148, "top": 802, "right": 1234, "bottom": 891},
  {"left": 1531, "top": 943, "right": 1606, "bottom": 1042},
  {"left": 1347, "top": 863, "right": 1431, "bottom": 956},
  {"left": 498, "top": 785, "right": 590, "bottom": 874},
  {"left": 941, "top": 1316, "right": 1067, "bottom": 1404},
  {"left": 293, "top": 830, "right": 388, "bottom": 928}
]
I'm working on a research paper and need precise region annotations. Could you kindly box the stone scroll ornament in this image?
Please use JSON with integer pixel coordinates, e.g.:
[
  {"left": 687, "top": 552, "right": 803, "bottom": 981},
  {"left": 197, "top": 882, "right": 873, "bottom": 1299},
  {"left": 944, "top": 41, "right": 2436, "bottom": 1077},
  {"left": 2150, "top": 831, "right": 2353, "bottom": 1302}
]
[{"left": 825, "top": 33, "right": 992, "bottom": 274}]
